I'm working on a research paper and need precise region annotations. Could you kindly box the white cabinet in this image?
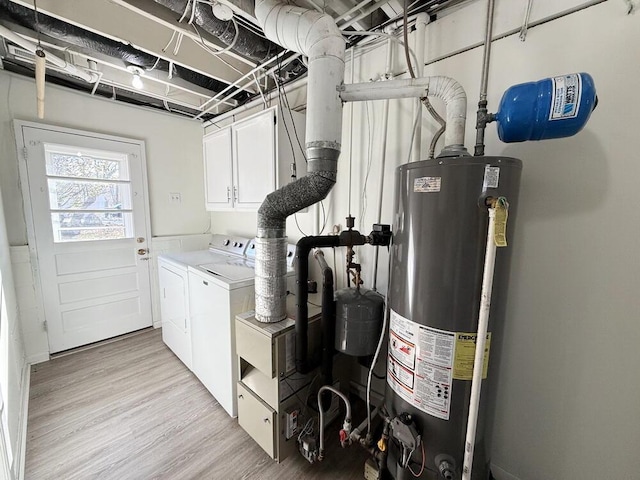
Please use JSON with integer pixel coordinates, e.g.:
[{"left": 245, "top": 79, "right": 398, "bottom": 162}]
[
  {"left": 158, "top": 258, "right": 192, "bottom": 369},
  {"left": 203, "top": 126, "right": 233, "bottom": 210},
  {"left": 203, "top": 106, "right": 306, "bottom": 211}
]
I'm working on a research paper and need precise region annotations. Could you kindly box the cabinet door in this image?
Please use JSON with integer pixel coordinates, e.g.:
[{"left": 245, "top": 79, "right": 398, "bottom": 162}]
[
  {"left": 233, "top": 109, "right": 276, "bottom": 210},
  {"left": 237, "top": 382, "right": 276, "bottom": 458},
  {"left": 203, "top": 127, "right": 233, "bottom": 210}
]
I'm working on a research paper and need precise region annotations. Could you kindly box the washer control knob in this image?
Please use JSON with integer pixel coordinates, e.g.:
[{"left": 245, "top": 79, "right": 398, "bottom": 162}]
[
  {"left": 223, "top": 239, "right": 230, "bottom": 246},
  {"left": 287, "top": 251, "right": 293, "bottom": 257},
  {"left": 233, "top": 242, "right": 238, "bottom": 247}
]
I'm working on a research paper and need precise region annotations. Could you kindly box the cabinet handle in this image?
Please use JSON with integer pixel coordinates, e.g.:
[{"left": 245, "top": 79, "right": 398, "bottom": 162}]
[
  {"left": 203, "top": 280, "right": 208, "bottom": 286},
  {"left": 227, "top": 186, "right": 231, "bottom": 202},
  {"left": 263, "top": 418, "right": 270, "bottom": 424},
  {"left": 238, "top": 394, "right": 244, "bottom": 399},
  {"left": 233, "top": 186, "right": 238, "bottom": 201}
]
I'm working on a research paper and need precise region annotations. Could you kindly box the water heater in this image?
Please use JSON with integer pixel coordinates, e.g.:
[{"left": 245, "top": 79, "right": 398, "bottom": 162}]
[{"left": 385, "top": 156, "right": 522, "bottom": 479}]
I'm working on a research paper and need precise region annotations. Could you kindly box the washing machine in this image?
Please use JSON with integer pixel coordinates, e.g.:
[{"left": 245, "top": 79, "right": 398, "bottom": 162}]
[{"left": 158, "top": 235, "right": 295, "bottom": 417}]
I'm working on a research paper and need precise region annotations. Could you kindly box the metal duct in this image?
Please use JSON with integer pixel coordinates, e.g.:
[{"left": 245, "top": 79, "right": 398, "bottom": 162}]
[
  {"left": 0, "top": 0, "right": 230, "bottom": 93},
  {"left": 254, "top": 0, "right": 345, "bottom": 323},
  {"left": 152, "top": 0, "right": 280, "bottom": 63}
]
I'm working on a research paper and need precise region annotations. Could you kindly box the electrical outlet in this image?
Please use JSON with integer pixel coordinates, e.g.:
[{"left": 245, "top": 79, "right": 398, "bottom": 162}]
[
  {"left": 169, "top": 192, "right": 182, "bottom": 204},
  {"left": 332, "top": 224, "right": 341, "bottom": 235}
]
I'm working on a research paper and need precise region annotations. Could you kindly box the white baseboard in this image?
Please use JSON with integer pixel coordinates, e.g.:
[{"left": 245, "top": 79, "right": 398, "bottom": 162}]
[
  {"left": 25, "top": 353, "right": 49, "bottom": 365},
  {"left": 13, "top": 363, "right": 30, "bottom": 480},
  {"left": 491, "top": 463, "right": 522, "bottom": 480}
]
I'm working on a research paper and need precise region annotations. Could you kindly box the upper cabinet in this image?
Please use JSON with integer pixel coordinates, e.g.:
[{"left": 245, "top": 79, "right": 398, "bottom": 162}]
[
  {"left": 203, "top": 126, "right": 233, "bottom": 210},
  {"left": 203, "top": 106, "right": 306, "bottom": 212}
]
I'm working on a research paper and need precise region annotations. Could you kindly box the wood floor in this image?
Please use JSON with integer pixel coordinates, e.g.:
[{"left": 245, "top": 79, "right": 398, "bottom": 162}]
[{"left": 25, "top": 329, "right": 369, "bottom": 480}]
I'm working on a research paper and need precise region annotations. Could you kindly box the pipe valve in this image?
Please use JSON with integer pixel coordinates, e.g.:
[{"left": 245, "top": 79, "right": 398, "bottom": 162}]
[{"left": 368, "top": 224, "right": 392, "bottom": 247}]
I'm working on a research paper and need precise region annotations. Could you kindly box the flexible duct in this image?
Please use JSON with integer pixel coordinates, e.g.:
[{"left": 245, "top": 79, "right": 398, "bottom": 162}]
[
  {"left": 0, "top": 0, "right": 230, "bottom": 93},
  {"left": 0, "top": 24, "right": 98, "bottom": 83},
  {"left": 152, "top": 0, "right": 280, "bottom": 63},
  {"left": 254, "top": 0, "right": 345, "bottom": 323}
]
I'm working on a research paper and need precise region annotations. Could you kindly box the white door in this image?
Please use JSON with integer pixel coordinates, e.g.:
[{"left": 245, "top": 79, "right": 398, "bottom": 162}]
[
  {"left": 16, "top": 122, "right": 153, "bottom": 353},
  {"left": 203, "top": 127, "right": 233, "bottom": 210},
  {"left": 233, "top": 109, "right": 276, "bottom": 210}
]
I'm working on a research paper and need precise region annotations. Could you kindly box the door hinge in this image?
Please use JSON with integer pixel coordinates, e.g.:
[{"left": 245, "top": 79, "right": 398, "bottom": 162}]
[
  {"left": 274, "top": 114, "right": 277, "bottom": 125},
  {"left": 22, "top": 147, "right": 28, "bottom": 161},
  {"left": 43, "top": 320, "right": 48, "bottom": 332}
]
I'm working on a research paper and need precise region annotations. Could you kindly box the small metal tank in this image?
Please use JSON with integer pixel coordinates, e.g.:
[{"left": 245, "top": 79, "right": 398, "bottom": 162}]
[
  {"left": 334, "top": 287, "right": 384, "bottom": 356},
  {"left": 496, "top": 72, "right": 597, "bottom": 142}
]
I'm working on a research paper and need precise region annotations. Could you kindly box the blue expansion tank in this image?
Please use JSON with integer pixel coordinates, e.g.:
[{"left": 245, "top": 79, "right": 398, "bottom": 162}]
[{"left": 495, "top": 73, "right": 597, "bottom": 143}]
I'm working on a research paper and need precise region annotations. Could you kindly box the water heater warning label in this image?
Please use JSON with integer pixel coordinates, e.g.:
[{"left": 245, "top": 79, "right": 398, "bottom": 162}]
[
  {"left": 387, "top": 310, "right": 455, "bottom": 420},
  {"left": 550, "top": 74, "right": 582, "bottom": 121},
  {"left": 453, "top": 332, "right": 492, "bottom": 380}
]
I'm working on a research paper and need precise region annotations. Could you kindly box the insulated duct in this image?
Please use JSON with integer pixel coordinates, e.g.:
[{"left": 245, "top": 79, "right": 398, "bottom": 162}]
[
  {"left": 339, "top": 76, "right": 467, "bottom": 151},
  {"left": 0, "top": 0, "right": 230, "bottom": 93},
  {"left": 152, "top": 0, "right": 279, "bottom": 63},
  {"left": 254, "top": 0, "right": 346, "bottom": 323}
]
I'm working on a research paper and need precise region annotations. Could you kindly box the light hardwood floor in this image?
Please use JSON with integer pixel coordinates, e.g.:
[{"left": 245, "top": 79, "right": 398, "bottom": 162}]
[{"left": 25, "top": 328, "right": 369, "bottom": 480}]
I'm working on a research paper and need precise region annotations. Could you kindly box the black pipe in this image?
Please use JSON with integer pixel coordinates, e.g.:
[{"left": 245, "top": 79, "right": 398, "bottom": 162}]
[
  {"left": 314, "top": 250, "right": 335, "bottom": 410},
  {"left": 295, "top": 236, "right": 339, "bottom": 374},
  {"left": 295, "top": 232, "right": 368, "bottom": 374}
]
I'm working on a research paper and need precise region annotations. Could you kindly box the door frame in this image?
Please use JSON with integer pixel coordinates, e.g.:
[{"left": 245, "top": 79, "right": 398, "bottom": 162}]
[{"left": 14, "top": 120, "right": 154, "bottom": 356}]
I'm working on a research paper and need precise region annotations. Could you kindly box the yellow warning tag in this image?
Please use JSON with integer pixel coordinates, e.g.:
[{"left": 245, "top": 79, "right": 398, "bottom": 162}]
[
  {"left": 493, "top": 198, "right": 509, "bottom": 247},
  {"left": 452, "top": 332, "right": 491, "bottom": 380}
]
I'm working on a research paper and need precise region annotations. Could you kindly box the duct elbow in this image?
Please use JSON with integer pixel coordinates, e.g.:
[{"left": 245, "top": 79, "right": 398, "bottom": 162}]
[
  {"left": 256, "top": 0, "right": 344, "bottom": 61},
  {"left": 429, "top": 76, "right": 467, "bottom": 149}
]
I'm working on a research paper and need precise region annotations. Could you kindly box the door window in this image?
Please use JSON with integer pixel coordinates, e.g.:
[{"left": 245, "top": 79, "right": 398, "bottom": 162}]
[{"left": 44, "top": 144, "right": 134, "bottom": 242}]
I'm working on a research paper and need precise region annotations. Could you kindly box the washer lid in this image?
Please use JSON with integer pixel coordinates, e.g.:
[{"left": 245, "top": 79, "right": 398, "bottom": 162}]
[{"left": 199, "top": 258, "right": 254, "bottom": 281}]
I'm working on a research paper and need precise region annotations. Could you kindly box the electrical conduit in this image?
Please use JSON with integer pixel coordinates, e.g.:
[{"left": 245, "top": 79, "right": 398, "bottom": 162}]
[{"left": 410, "top": 12, "right": 429, "bottom": 162}]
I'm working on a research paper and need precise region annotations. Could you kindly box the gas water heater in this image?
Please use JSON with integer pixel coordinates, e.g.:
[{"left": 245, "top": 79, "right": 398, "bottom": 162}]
[{"left": 385, "top": 156, "right": 522, "bottom": 480}]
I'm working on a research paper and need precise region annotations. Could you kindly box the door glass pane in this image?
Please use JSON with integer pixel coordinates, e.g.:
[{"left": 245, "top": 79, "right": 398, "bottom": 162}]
[
  {"left": 45, "top": 151, "right": 129, "bottom": 180},
  {"left": 51, "top": 212, "right": 133, "bottom": 242},
  {"left": 44, "top": 144, "right": 135, "bottom": 243},
  {"left": 47, "top": 179, "right": 132, "bottom": 210}
]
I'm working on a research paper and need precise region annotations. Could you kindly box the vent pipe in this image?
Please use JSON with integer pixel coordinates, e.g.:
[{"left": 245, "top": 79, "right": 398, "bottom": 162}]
[
  {"left": 254, "top": 0, "right": 345, "bottom": 323},
  {"left": 254, "top": 0, "right": 468, "bottom": 323}
]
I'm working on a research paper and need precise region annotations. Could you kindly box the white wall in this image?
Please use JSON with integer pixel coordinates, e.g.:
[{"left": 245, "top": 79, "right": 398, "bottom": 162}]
[
  {"left": 208, "top": 1, "right": 639, "bottom": 478},
  {"left": 0, "top": 71, "right": 212, "bottom": 361},
  {"left": 0, "top": 70, "right": 208, "bottom": 246},
  {"left": 0, "top": 180, "right": 27, "bottom": 480}
]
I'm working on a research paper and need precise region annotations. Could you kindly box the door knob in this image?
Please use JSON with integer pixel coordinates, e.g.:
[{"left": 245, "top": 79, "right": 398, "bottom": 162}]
[
  {"left": 137, "top": 248, "right": 148, "bottom": 255},
  {"left": 136, "top": 237, "right": 145, "bottom": 243}
]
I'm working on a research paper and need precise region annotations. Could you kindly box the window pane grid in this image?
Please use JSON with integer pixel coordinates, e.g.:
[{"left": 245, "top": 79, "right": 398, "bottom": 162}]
[{"left": 44, "top": 145, "right": 135, "bottom": 243}]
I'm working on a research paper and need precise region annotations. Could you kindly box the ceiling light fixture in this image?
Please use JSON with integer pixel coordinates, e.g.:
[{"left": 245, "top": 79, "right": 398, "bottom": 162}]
[{"left": 126, "top": 65, "right": 145, "bottom": 90}]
